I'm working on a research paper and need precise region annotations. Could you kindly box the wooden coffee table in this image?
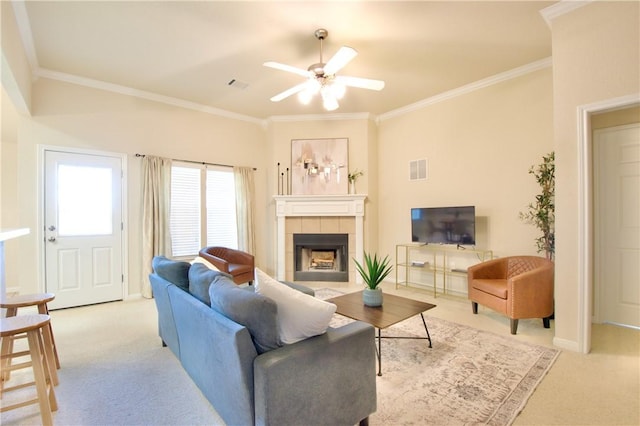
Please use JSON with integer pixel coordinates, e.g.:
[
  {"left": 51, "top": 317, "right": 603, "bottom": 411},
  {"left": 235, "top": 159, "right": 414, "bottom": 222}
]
[{"left": 326, "top": 290, "right": 436, "bottom": 376}]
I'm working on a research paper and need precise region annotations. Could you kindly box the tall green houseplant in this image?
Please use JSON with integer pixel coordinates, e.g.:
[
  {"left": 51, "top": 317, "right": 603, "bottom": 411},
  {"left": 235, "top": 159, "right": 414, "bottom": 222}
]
[
  {"left": 519, "top": 152, "right": 555, "bottom": 260},
  {"left": 354, "top": 252, "right": 393, "bottom": 289},
  {"left": 354, "top": 252, "right": 393, "bottom": 307}
]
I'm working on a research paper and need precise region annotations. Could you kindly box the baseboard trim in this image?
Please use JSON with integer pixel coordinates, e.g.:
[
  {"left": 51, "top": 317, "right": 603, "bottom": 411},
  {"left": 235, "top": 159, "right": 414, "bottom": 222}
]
[{"left": 552, "top": 336, "right": 580, "bottom": 352}]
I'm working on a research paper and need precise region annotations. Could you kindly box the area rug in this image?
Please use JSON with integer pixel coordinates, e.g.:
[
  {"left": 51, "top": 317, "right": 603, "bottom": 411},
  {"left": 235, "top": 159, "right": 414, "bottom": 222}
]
[{"left": 316, "top": 288, "right": 560, "bottom": 426}]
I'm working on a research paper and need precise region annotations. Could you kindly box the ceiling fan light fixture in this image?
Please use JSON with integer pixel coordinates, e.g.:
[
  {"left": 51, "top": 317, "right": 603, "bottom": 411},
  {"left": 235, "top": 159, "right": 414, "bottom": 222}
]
[
  {"left": 329, "top": 80, "right": 346, "bottom": 100},
  {"left": 321, "top": 87, "right": 339, "bottom": 111},
  {"left": 298, "top": 91, "right": 313, "bottom": 105},
  {"left": 297, "top": 79, "right": 321, "bottom": 104},
  {"left": 265, "top": 28, "right": 385, "bottom": 111}
]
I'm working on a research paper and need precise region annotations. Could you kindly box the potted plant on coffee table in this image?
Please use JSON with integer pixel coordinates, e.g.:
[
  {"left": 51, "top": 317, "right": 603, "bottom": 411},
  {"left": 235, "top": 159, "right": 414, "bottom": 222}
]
[{"left": 354, "top": 252, "right": 393, "bottom": 307}]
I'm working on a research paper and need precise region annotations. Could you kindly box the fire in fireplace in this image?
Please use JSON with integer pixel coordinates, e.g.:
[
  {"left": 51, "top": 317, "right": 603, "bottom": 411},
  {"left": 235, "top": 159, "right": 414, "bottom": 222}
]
[{"left": 293, "top": 233, "right": 348, "bottom": 282}]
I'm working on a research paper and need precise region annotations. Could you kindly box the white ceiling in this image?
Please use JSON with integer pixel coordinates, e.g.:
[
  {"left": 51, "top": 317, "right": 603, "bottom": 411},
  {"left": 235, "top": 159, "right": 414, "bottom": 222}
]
[{"left": 14, "top": 1, "right": 555, "bottom": 121}]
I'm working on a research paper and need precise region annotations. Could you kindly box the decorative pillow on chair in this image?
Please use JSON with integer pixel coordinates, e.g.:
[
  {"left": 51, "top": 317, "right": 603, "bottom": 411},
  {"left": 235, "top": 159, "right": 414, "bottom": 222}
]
[{"left": 254, "top": 268, "right": 336, "bottom": 344}]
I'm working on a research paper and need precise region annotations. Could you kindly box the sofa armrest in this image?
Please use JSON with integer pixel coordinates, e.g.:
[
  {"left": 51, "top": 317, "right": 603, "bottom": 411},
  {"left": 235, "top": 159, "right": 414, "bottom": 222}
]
[
  {"left": 224, "top": 249, "right": 254, "bottom": 266},
  {"left": 254, "top": 321, "right": 377, "bottom": 426},
  {"left": 280, "top": 280, "right": 315, "bottom": 296}
]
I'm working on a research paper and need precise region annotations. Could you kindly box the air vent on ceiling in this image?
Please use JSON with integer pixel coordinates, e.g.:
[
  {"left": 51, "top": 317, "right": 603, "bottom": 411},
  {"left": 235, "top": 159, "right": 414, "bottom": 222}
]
[
  {"left": 228, "top": 79, "right": 249, "bottom": 90},
  {"left": 409, "top": 159, "right": 428, "bottom": 181}
]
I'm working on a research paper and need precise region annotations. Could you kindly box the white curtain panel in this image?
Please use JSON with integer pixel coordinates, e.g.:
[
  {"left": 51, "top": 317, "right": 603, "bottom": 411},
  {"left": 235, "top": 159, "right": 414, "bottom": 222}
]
[
  {"left": 142, "top": 156, "right": 172, "bottom": 298},
  {"left": 233, "top": 167, "right": 256, "bottom": 255}
]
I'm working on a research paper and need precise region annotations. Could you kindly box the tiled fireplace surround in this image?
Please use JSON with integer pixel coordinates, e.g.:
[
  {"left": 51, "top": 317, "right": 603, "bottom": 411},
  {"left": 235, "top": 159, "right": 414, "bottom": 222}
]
[{"left": 274, "top": 195, "right": 366, "bottom": 284}]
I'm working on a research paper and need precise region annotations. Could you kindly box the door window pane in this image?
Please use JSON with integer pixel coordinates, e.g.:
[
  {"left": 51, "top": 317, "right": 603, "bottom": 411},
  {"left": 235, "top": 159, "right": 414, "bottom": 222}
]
[{"left": 58, "top": 165, "right": 112, "bottom": 236}]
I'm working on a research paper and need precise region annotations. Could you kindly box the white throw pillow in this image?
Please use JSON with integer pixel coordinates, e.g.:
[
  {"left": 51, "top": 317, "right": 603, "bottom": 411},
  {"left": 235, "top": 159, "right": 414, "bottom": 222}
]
[
  {"left": 190, "top": 256, "right": 220, "bottom": 272},
  {"left": 254, "top": 268, "right": 336, "bottom": 344}
]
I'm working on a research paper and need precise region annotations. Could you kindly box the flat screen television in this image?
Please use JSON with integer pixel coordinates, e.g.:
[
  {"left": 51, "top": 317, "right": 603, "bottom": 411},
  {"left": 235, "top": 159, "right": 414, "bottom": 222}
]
[{"left": 411, "top": 206, "right": 476, "bottom": 245}]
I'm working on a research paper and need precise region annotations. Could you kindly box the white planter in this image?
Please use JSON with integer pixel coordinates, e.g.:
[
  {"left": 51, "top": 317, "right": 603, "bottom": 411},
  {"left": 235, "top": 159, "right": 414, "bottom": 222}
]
[{"left": 363, "top": 287, "right": 383, "bottom": 307}]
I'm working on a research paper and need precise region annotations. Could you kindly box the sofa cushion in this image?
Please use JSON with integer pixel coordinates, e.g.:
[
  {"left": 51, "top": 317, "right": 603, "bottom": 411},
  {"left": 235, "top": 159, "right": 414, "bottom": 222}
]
[
  {"left": 254, "top": 268, "right": 336, "bottom": 344},
  {"left": 208, "top": 275, "right": 281, "bottom": 354},
  {"left": 471, "top": 278, "right": 508, "bottom": 299},
  {"left": 152, "top": 256, "right": 190, "bottom": 292},
  {"left": 189, "top": 262, "right": 226, "bottom": 305}
]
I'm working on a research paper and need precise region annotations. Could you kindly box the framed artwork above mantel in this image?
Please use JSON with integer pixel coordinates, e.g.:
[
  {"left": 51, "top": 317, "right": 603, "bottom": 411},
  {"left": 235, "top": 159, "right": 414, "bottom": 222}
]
[{"left": 291, "top": 138, "right": 348, "bottom": 195}]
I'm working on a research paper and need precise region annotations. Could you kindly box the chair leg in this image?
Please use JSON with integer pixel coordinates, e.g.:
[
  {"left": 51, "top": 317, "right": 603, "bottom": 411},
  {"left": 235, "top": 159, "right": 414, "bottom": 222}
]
[
  {"left": 543, "top": 317, "right": 551, "bottom": 328},
  {"left": 471, "top": 301, "right": 478, "bottom": 314},
  {"left": 510, "top": 319, "right": 519, "bottom": 335}
]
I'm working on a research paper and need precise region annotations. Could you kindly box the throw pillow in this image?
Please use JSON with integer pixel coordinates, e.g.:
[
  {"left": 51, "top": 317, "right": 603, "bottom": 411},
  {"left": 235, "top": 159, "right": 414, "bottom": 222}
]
[
  {"left": 188, "top": 262, "right": 225, "bottom": 305},
  {"left": 152, "top": 256, "right": 190, "bottom": 292},
  {"left": 208, "top": 275, "right": 282, "bottom": 354},
  {"left": 190, "top": 256, "right": 220, "bottom": 271},
  {"left": 254, "top": 268, "right": 336, "bottom": 344}
]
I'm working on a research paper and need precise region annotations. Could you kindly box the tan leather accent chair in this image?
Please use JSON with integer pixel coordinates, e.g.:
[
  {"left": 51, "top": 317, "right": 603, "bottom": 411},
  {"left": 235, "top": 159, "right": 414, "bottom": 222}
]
[
  {"left": 467, "top": 256, "right": 554, "bottom": 334},
  {"left": 198, "top": 246, "right": 255, "bottom": 285}
]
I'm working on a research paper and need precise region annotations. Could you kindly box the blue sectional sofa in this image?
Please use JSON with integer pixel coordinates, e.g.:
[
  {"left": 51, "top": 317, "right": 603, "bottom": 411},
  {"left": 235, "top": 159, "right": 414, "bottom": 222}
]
[{"left": 149, "top": 256, "right": 377, "bottom": 426}]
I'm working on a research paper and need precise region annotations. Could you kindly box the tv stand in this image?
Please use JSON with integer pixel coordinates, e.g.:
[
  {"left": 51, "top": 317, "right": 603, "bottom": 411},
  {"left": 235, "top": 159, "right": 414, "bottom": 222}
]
[{"left": 395, "top": 243, "right": 493, "bottom": 297}]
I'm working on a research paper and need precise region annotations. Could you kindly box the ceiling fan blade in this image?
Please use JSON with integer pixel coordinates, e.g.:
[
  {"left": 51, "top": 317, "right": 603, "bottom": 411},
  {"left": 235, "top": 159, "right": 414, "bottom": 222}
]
[
  {"left": 270, "top": 82, "right": 310, "bottom": 102},
  {"left": 335, "top": 75, "right": 385, "bottom": 91},
  {"left": 263, "top": 61, "right": 313, "bottom": 78},
  {"left": 323, "top": 46, "right": 357, "bottom": 75}
]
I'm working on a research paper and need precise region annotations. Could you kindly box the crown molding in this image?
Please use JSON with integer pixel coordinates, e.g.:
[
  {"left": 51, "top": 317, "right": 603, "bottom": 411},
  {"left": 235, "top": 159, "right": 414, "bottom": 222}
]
[
  {"left": 2, "top": 51, "right": 31, "bottom": 115},
  {"left": 35, "top": 68, "right": 265, "bottom": 126},
  {"left": 540, "top": 0, "right": 594, "bottom": 28},
  {"left": 377, "top": 57, "right": 552, "bottom": 122},
  {"left": 10, "top": 0, "right": 39, "bottom": 75}
]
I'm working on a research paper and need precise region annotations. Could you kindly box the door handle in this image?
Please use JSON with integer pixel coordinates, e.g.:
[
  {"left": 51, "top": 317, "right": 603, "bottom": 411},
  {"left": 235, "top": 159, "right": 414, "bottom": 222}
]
[{"left": 48, "top": 237, "right": 56, "bottom": 242}]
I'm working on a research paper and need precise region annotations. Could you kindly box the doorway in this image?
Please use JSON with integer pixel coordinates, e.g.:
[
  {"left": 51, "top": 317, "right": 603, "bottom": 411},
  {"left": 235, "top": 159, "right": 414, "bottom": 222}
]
[
  {"left": 42, "top": 147, "right": 126, "bottom": 310},
  {"left": 577, "top": 97, "right": 640, "bottom": 353},
  {"left": 593, "top": 122, "right": 640, "bottom": 328}
]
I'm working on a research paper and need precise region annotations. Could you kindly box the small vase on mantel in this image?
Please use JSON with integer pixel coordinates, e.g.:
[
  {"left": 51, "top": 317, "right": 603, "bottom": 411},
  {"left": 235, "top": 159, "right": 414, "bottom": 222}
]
[
  {"left": 349, "top": 181, "right": 356, "bottom": 194},
  {"left": 362, "top": 287, "right": 383, "bottom": 307}
]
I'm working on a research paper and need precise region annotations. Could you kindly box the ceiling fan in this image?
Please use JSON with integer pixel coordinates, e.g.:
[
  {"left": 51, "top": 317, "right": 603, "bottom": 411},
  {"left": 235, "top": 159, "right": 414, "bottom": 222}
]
[{"left": 264, "top": 29, "right": 385, "bottom": 111}]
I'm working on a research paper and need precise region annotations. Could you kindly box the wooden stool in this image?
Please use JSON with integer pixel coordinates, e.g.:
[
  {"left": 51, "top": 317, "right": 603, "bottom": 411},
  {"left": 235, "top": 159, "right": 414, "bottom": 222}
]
[
  {"left": 1, "top": 293, "right": 60, "bottom": 385},
  {"left": 0, "top": 314, "right": 58, "bottom": 426}
]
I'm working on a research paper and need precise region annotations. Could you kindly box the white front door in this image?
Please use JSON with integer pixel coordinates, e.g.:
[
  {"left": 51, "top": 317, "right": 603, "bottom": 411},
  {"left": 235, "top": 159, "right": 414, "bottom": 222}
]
[
  {"left": 595, "top": 124, "right": 640, "bottom": 328},
  {"left": 44, "top": 150, "right": 124, "bottom": 310}
]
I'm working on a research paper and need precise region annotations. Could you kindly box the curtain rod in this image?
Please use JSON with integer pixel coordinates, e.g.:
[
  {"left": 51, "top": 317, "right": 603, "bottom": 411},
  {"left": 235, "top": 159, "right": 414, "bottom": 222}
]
[{"left": 135, "top": 153, "right": 256, "bottom": 170}]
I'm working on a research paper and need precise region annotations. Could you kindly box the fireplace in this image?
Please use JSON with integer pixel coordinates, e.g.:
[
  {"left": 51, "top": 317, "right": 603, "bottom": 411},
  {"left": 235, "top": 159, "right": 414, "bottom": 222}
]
[
  {"left": 274, "top": 195, "right": 366, "bottom": 284},
  {"left": 293, "top": 234, "right": 348, "bottom": 282}
]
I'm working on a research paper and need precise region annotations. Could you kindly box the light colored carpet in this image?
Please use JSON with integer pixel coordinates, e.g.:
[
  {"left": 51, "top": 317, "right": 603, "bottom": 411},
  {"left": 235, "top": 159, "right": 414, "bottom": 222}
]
[
  {"left": 1, "top": 290, "right": 558, "bottom": 426},
  {"left": 317, "top": 288, "right": 559, "bottom": 425}
]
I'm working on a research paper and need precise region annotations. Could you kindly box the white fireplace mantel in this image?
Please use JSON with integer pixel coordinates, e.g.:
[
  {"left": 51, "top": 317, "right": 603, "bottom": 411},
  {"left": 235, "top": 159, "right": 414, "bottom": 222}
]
[{"left": 274, "top": 195, "right": 366, "bottom": 283}]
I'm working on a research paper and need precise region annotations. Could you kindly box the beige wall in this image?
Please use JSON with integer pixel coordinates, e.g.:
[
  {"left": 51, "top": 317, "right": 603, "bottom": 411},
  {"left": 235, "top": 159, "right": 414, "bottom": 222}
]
[
  {"left": 377, "top": 68, "right": 554, "bottom": 262},
  {"left": 551, "top": 0, "right": 639, "bottom": 351},
  {"left": 6, "top": 78, "right": 267, "bottom": 296},
  {"left": 1, "top": 88, "right": 22, "bottom": 288}
]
